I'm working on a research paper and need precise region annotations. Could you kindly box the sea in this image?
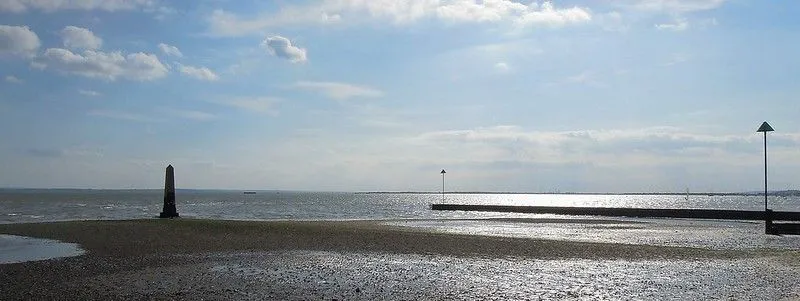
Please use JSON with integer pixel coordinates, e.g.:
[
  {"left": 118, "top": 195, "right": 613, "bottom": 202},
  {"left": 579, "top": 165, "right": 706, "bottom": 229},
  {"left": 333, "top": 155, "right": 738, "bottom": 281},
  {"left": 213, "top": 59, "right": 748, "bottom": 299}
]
[
  {"left": 3, "top": 189, "right": 800, "bottom": 250},
  {"left": 2, "top": 189, "right": 799, "bottom": 224},
  {"left": 2, "top": 189, "right": 800, "bottom": 299}
]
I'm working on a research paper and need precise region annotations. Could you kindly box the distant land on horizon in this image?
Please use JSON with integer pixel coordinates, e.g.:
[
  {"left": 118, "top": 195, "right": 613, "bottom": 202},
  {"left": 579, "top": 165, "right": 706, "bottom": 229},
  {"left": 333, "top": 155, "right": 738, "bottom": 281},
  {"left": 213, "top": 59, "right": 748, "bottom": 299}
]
[{"left": 1, "top": 188, "right": 799, "bottom": 197}]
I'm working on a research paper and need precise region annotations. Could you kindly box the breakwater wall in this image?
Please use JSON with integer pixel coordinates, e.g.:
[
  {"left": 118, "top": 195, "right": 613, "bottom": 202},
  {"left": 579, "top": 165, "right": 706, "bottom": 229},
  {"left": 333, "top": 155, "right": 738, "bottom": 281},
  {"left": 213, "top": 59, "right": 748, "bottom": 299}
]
[{"left": 430, "top": 204, "right": 800, "bottom": 221}]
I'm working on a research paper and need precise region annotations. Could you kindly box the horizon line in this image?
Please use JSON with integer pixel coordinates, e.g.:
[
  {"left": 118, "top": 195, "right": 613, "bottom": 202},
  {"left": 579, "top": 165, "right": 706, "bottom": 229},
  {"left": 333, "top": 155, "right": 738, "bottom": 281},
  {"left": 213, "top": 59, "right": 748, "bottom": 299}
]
[{"left": 1, "top": 187, "right": 799, "bottom": 196}]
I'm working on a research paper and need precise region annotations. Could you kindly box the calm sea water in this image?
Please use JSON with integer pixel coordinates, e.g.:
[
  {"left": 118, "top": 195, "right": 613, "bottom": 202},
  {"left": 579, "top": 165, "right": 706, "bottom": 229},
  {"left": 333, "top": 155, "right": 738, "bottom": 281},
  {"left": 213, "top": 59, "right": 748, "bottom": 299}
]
[
  {"left": 2, "top": 189, "right": 800, "bottom": 251},
  {"left": 1, "top": 189, "right": 798, "bottom": 224}
]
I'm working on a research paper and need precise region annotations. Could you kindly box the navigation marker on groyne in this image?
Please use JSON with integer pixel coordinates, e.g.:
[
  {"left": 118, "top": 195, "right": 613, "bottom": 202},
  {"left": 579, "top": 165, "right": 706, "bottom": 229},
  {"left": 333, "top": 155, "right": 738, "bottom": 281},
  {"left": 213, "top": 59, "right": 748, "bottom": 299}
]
[
  {"left": 757, "top": 121, "right": 774, "bottom": 212},
  {"left": 440, "top": 169, "right": 446, "bottom": 202},
  {"left": 757, "top": 121, "right": 774, "bottom": 233},
  {"left": 159, "top": 165, "right": 179, "bottom": 218}
]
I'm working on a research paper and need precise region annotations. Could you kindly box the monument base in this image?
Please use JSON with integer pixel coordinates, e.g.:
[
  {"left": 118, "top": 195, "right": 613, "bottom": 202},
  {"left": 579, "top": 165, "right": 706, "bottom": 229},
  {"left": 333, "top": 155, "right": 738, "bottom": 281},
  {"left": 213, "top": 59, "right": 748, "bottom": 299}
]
[{"left": 159, "top": 212, "right": 179, "bottom": 218}]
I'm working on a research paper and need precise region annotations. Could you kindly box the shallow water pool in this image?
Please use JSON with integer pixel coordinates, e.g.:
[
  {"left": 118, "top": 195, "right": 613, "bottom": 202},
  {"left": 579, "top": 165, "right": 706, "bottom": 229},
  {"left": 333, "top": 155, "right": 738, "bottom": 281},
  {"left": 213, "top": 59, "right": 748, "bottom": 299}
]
[{"left": 0, "top": 234, "right": 85, "bottom": 264}]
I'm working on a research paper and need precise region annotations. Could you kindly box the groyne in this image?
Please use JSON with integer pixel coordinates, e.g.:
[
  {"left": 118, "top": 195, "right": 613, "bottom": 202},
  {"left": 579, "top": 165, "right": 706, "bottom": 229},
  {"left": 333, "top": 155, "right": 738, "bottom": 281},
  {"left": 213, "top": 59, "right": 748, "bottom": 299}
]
[{"left": 430, "top": 204, "right": 800, "bottom": 221}]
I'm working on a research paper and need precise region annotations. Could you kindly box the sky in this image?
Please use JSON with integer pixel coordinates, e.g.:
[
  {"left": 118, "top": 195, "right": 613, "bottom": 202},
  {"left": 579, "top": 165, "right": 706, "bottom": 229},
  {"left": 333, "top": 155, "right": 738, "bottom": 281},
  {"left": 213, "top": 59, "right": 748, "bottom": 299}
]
[{"left": 1, "top": 0, "right": 799, "bottom": 192}]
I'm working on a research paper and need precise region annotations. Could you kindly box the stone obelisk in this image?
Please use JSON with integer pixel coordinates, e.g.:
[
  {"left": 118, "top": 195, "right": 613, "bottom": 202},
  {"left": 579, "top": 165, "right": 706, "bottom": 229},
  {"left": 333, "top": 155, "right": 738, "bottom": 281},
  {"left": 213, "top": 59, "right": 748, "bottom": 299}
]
[{"left": 159, "top": 165, "right": 179, "bottom": 218}]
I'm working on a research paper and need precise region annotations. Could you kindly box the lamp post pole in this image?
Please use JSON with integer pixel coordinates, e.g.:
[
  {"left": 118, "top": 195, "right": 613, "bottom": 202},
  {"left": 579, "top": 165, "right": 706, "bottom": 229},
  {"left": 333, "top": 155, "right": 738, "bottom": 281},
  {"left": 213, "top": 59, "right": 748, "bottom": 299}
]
[
  {"left": 763, "top": 130, "right": 768, "bottom": 211},
  {"left": 757, "top": 121, "right": 774, "bottom": 234}
]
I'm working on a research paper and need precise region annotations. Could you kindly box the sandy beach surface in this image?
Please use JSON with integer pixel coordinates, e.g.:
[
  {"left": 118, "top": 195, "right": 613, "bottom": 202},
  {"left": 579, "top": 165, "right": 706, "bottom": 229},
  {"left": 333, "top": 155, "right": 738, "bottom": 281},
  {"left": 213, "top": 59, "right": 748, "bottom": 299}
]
[{"left": 1, "top": 219, "right": 799, "bottom": 300}]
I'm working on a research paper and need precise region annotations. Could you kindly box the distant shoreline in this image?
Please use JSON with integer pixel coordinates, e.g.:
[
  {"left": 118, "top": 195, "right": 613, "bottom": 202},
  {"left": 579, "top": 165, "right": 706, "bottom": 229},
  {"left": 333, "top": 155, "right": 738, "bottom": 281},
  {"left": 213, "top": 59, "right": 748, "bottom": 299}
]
[{"left": 2, "top": 188, "right": 799, "bottom": 196}]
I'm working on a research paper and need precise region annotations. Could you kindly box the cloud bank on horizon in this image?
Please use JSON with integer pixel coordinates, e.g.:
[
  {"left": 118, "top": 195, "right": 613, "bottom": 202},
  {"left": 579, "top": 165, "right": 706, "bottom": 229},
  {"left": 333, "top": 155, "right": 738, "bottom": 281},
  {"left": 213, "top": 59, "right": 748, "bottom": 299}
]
[{"left": 1, "top": 0, "right": 799, "bottom": 192}]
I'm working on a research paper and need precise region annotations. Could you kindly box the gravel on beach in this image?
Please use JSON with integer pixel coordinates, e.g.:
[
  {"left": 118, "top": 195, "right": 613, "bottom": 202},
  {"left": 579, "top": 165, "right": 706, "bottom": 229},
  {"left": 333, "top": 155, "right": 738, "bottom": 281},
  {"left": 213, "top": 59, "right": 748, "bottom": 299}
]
[{"left": 1, "top": 219, "right": 798, "bottom": 300}]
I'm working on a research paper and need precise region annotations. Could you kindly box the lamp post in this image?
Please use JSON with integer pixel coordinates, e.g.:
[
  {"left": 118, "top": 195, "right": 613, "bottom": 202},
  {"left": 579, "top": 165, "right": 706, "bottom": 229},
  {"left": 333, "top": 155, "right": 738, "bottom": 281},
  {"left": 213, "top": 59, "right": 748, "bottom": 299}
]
[
  {"left": 440, "top": 169, "right": 446, "bottom": 202},
  {"left": 757, "top": 121, "right": 774, "bottom": 211},
  {"left": 757, "top": 121, "right": 774, "bottom": 234}
]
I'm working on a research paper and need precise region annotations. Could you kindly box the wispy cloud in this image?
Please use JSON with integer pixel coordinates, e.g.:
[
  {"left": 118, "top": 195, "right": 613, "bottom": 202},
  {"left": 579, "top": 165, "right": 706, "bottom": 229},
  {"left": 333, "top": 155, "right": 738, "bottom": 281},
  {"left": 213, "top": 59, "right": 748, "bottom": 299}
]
[
  {"left": 411, "top": 125, "right": 799, "bottom": 167},
  {"left": 293, "top": 81, "right": 383, "bottom": 100},
  {"left": 24, "top": 147, "right": 64, "bottom": 158},
  {"left": 211, "top": 97, "right": 281, "bottom": 114},
  {"left": 87, "top": 109, "right": 157, "bottom": 122},
  {"left": 566, "top": 71, "right": 594, "bottom": 84},
  {"left": 655, "top": 18, "right": 689, "bottom": 31},
  {"left": 544, "top": 70, "right": 606, "bottom": 88},
  {"left": 207, "top": 1, "right": 591, "bottom": 37},
  {"left": 178, "top": 64, "right": 220, "bottom": 81},
  {"left": 5, "top": 75, "right": 23, "bottom": 83},
  {"left": 90, "top": 107, "right": 215, "bottom": 122},
  {"left": 596, "top": 11, "right": 628, "bottom": 32},
  {"left": 0, "top": 0, "right": 159, "bottom": 13},
  {"left": 160, "top": 108, "right": 217, "bottom": 121},
  {"left": 625, "top": 0, "right": 727, "bottom": 13},
  {"left": 23, "top": 146, "right": 103, "bottom": 159},
  {"left": 494, "top": 62, "right": 511, "bottom": 73},
  {"left": 78, "top": 89, "right": 101, "bottom": 96},
  {"left": 228, "top": 123, "right": 800, "bottom": 192},
  {"left": 663, "top": 53, "right": 689, "bottom": 66},
  {"left": 157, "top": 43, "right": 182, "bottom": 58}
]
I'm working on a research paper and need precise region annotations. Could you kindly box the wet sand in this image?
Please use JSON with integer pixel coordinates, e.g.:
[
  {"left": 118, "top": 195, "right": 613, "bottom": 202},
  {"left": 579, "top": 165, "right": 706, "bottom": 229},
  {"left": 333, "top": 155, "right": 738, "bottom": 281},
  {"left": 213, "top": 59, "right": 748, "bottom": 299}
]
[{"left": 0, "top": 219, "right": 797, "bottom": 300}]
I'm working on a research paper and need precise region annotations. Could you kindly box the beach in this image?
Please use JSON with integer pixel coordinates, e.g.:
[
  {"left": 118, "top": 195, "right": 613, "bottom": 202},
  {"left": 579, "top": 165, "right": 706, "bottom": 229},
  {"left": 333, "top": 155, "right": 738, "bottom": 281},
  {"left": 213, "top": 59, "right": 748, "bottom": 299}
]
[{"left": 2, "top": 219, "right": 800, "bottom": 300}]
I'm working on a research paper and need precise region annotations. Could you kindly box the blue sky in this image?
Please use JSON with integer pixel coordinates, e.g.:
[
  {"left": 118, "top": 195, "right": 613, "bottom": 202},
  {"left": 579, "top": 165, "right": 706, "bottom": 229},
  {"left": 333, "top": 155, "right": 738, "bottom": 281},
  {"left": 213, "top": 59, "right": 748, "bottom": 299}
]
[{"left": 1, "top": 0, "right": 799, "bottom": 192}]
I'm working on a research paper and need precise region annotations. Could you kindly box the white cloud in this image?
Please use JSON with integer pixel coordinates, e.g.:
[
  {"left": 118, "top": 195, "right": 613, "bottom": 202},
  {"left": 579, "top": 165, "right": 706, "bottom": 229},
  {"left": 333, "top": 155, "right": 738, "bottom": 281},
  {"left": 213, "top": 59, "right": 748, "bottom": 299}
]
[
  {"left": 434, "top": 1, "right": 528, "bottom": 23},
  {"left": 78, "top": 89, "right": 101, "bottom": 96},
  {"left": 494, "top": 62, "right": 510, "bottom": 73},
  {"left": 178, "top": 64, "right": 219, "bottom": 81},
  {"left": 211, "top": 97, "right": 280, "bottom": 114},
  {"left": 38, "top": 48, "right": 169, "bottom": 81},
  {"left": 5, "top": 75, "right": 23, "bottom": 83},
  {"left": 294, "top": 81, "right": 383, "bottom": 100},
  {"left": 626, "top": 0, "right": 727, "bottom": 13},
  {"left": 207, "top": 1, "right": 592, "bottom": 37},
  {"left": 157, "top": 43, "right": 182, "bottom": 58},
  {"left": 0, "top": 25, "right": 41, "bottom": 58},
  {"left": 655, "top": 18, "right": 689, "bottom": 31},
  {"left": 513, "top": 2, "right": 592, "bottom": 27},
  {"left": 261, "top": 36, "right": 307, "bottom": 63},
  {"left": 1, "top": 0, "right": 157, "bottom": 13},
  {"left": 60, "top": 26, "right": 102, "bottom": 50}
]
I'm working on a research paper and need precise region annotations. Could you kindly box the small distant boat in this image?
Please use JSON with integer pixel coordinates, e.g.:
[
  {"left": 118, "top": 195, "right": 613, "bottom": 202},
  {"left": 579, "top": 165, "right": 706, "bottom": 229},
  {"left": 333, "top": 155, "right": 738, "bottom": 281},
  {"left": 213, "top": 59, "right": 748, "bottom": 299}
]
[{"left": 243, "top": 191, "right": 257, "bottom": 195}]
